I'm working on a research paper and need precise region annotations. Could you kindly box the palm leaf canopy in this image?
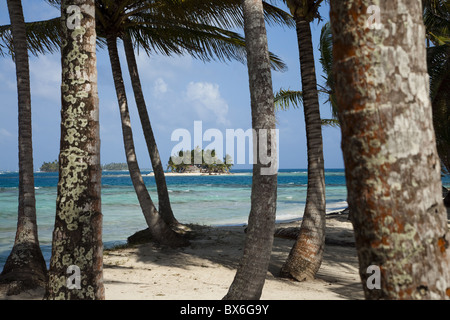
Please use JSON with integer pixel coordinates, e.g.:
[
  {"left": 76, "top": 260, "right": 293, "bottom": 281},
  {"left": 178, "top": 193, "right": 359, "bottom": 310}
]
[{"left": 1, "top": 0, "right": 292, "bottom": 71}]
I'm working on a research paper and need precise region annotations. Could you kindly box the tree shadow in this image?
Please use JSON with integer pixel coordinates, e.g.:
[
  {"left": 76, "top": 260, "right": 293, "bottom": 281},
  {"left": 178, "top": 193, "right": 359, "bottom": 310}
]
[{"left": 104, "top": 221, "right": 364, "bottom": 300}]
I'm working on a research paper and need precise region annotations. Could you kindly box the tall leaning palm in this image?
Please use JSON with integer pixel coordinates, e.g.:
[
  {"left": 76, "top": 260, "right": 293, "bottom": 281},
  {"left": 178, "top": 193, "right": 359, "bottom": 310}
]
[
  {"left": 1, "top": 0, "right": 289, "bottom": 246},
  {"left": 42, "top": 0, "right": 288, "bottom": 237},
  {"left": 121, "top": 0, "right": 290, "bottom": 227},
  {"left": 0, "top": 0, "right": 47, "bottom": 295},
  {"left": 96, "top": 0, "right": 288, "bottom": 245},
  {"left": 279, "top": 0, "right": 327, "bottom": 282}
]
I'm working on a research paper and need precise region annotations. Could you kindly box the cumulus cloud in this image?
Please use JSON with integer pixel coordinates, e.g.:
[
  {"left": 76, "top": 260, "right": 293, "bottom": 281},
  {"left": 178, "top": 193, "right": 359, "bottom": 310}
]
[
  {"left": 29, "top": 55, "right": 61, "bottom": 102},
  {"left": 153, "top": 78, "right": 168, "bottom": 96},
  {"left": 185, "top": 82, "right": 230, "bottom": 126}
]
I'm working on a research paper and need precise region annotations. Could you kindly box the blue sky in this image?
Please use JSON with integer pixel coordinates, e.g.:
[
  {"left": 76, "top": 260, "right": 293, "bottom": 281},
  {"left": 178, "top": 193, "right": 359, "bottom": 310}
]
[{"left": 0, "top": 0, "right": 344, "bottom": 171}]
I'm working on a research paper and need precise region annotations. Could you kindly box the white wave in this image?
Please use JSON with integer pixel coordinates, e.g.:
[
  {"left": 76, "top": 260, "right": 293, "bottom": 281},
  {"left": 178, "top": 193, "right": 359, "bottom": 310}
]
[{"left": 326, "top": 201, "right": 348, "bottom": 213}]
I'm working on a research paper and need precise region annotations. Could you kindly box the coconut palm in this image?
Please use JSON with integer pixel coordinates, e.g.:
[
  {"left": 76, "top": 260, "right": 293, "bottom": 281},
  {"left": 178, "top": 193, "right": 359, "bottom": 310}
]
[
  {"left": 20, "top": 0, "right": 289, "bottom": 245},
  {"left": 44, "top": 0, "right": 104, "bottom": 300},
  {"left": 223, "top": 0, "right": 278, "bottom": 300},
  {"left": 119, "top": 3, "right": 287, "bottom": 226},
  {"left": 97, "top": 0, "right": 289, "bottom": 245},
  {"left": 0, "top": 0, "right": 47, "bottom": 295},
  {"left": 276, "top": 0, "right": 327, "bottom": 282},
  {"left": 424, "top": 0, "right": 450, "bottom": 205},
  {"left": 330, "top": 0, "right": 450, "bottom": 299}
]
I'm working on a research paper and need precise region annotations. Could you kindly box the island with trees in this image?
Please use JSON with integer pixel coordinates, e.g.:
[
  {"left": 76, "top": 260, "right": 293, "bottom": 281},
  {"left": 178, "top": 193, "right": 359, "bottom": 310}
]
[
  {"left": 39, "top": 161, "right": 129, "bottom": 172},
  {"left": 101, "top": 162, "right": 128, "bottom": 171},
  {"left": 167, "top": 148, "right": 233, "bottom": 174},
  {"left": 39, "top": 160, "right": 59, "bottom": 172}
]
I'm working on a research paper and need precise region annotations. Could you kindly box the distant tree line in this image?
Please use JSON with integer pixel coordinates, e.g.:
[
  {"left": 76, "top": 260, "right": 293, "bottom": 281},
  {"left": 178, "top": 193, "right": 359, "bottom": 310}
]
[
  {"left": 101, "top": 162, "right": 128, "bottom": 171},
  {"left": 167, "top": 148, "right": 233, "bottom": 174},
  {"left": 39, "top": 160, "right": 58, "bottom": 172},
  {"left": 40, "top": 161, "right": 128, "bottom": 172}
]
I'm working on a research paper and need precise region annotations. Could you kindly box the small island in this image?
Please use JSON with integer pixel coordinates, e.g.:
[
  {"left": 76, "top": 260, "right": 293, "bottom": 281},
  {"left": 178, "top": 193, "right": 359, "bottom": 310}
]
[
  {"left": 167, "top": 148, "right": 233, "bottom": 174},
  {"left": 102, "top": 162, "right": 128, "bottom": 171},
  {"left": 39, "top": 161, "right": 129, "bottom": 172},
  {"left": 39, "top": 160, "right": 59, "bottom": 172}
]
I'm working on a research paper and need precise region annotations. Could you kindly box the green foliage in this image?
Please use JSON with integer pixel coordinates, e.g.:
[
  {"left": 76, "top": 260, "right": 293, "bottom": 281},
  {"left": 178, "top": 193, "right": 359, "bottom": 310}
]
[
  {"left": 1, "top": 0, "right": 291, "bottom": 71},
  {"left": 102, "top": 163, "right": 129, "bottom": 171},
  {"left": 40, "top": 160, "right": 59, "bottom": 172},
  {"left": 167, "top": 147, "right": 233, "bottom": 174},
  {"left": 424, "top": 0, "right": 450, "bottom": 173}
]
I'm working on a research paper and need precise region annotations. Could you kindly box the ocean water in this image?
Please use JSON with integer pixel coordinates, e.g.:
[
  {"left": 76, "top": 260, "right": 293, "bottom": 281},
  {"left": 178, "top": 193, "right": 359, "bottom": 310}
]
[{"left": 0, "top": 168, "right": 347, "bottom": 269}]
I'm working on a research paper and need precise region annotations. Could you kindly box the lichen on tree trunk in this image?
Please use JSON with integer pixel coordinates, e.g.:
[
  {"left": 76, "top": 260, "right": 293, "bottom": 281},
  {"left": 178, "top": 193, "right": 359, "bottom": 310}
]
[
  {"left": 45, "top": 0, "right": 104, "bottom": 300},
  {"left": 330, "top": 0, "right": 450, "bottom": 299}
]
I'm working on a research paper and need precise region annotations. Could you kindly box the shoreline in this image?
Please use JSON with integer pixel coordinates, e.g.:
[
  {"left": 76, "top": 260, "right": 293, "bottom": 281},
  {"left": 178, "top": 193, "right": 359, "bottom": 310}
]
[
  {"left": 3, "top": 209, "right": 448, "bottom": 300},
  {"left": 1, "top": 211, "right": 363, "bottom": 300},
  {"left": 144, "top": 172, "right": 241, "bottom": 177}
]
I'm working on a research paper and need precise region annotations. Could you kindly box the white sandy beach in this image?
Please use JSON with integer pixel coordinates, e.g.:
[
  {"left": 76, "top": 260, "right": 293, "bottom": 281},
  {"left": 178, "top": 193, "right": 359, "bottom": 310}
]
[
  {"left": 0, "top": 213, "right": 366, "bottom": 300},
  {"left": 3, "top": 210, "right": 449, "bottom": 300},
  {"left": 102, "top": 213, "right": 364, "bottom": 300}
]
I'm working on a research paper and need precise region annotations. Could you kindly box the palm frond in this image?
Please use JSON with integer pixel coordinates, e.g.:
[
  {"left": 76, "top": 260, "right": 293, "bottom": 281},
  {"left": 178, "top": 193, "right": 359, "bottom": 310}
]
[
  {"left": 320, "top": 118, "right": 340, "bottom": 127},
  {"left": 318, "top": 21, "right": 339, "bottom": 119},
  {"left": 274, "top": 89, "right": 340, "bottom": 127},
  {"left": 274, "top": 89, "right": 303, "bottom": 111},
  {"left": 0, "top": 17, "right": 61, "bottom": 58},
  {"left": 262, "top": 2, "right": 295, "bottom": 28},
  {"left": 126, "top": 12, "right": 287, "bottom": 71}
]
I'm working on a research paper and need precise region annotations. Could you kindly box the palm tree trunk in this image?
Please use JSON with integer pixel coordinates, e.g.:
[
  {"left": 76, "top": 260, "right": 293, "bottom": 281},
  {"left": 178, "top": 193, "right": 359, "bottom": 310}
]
[
  {"left": 280, "top": 16, "right": 326, "bottom": 281},
  {"left": 45, "top": 0, "right": 103, "bottom": 300},
  {"left": 0, "top": 0, "right": 47, "bottom": 295},
  {"left": 122, "top": 34, "right": 178, "bottom": 227},
  {"left": 330, "top": 0, "right": 450, "bottom": 299},
  {"left": 223, "top": 0, "right": 277, "bottom": 300},
  {"left": 106, "top": 34, "right": 188, "bottom": 248}
]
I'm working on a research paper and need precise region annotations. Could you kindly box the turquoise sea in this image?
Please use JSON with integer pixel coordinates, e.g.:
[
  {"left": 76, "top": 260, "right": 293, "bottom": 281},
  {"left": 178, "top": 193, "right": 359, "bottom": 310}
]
[{"left": 0, "top": 169, "right": 358, "bottom": 269}]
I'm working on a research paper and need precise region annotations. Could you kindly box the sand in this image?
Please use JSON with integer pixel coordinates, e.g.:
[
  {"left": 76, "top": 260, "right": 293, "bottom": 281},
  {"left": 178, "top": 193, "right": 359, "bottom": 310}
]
[
  {"left": 102, "top": 213, "right": 363, "bottom": 300},
  {"left": 0, "top": 213, "right": 365, "bottom": 300}
]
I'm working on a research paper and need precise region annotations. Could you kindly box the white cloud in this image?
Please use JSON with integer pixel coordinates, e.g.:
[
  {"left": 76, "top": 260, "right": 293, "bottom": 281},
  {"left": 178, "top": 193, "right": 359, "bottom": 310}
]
[
  {"left": 135, "top": 53, "right": 193, "bottom": 82},
  {"left": 29, "top": 55, "right": 61, "bottom": 103},
  {"left": 185, "top": 82, "right": 230, "bottom": 126},
  {"left": 153, "top": 78, "right": 168, "bottom": 96}
]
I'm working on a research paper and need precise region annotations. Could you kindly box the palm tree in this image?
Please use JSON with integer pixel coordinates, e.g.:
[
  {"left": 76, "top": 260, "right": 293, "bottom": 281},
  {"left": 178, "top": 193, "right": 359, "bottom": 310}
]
[
  {"left": 122, "top": 32, "right": 178, "bottom": 226},
  {"left": 278, "top": 0, "right": 327, "bottom": 282},
  {"left": 223, "top": 0, "right": 278, "bottom": 300},
  {"left": 424, "top": 0, "right": 450, "bottom": 205},
  {"left": 97, "top": 0, "right": 289, "bottom": 246},
  {"left": 0, "top": 0, "right": 47, "bottom": 295},
  {"left": 33, "top": 0, "right": 288, "bottom": 242},
  {"left": 330, "top": 0, "right": 450, "bottom": 299},
  {"left": 44, "top": 0, "right": 104, "bottom": 300},
  {"left": 105, "top": 30, "right": 189, "bottom": 247}
]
